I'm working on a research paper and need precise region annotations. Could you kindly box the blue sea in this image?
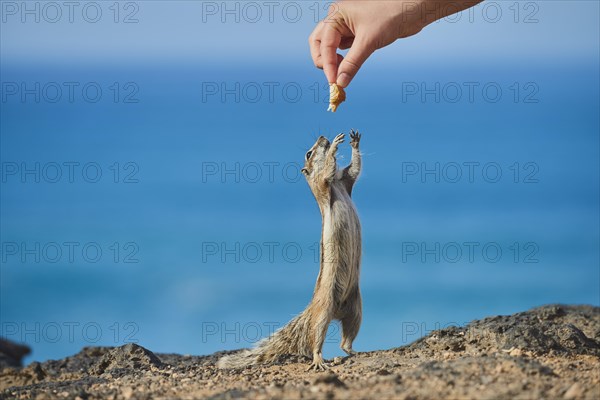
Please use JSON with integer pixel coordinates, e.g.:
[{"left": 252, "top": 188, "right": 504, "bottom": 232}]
[{"left": 1, "top": 1, "right": 599, "bottom": 364}]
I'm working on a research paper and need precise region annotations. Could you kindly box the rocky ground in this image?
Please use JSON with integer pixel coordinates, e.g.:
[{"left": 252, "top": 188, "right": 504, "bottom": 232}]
[{"left": 1, "top": 304, "right": 599, "bottom": 399}]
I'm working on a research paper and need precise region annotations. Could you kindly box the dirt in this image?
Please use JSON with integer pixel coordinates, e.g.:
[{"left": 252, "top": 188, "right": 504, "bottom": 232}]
[{"left": 1, "top": 304, "right": 599, "bottom": 399}]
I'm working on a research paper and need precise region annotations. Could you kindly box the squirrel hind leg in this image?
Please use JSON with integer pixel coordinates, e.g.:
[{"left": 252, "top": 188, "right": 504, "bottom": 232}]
[
  {"left": 340, "top": 317, "right": 360, "bottom": 355},
  {"left": 339, "top": 293, "right": 362, "bottom": 356}
]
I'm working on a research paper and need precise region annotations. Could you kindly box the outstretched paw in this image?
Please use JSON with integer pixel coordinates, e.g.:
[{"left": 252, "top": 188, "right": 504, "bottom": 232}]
[
  {"left": 349, "top": 129, "right": 361, "bottom": 149},
  {"left": 332, "top": 133, "right": 345, "bottom": 147},
  {"left": 328, "top": 133, "right": 344, "bottom": 155}
]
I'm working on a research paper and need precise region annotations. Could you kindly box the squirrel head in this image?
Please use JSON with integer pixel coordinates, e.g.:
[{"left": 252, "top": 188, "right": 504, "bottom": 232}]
[{"left": 301, "top": 136, "right": 331, "bottom": 178}]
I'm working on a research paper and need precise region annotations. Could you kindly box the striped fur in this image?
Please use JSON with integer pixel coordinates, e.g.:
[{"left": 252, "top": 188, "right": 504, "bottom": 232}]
[{"left": 218, "top": 131, "right": 363, "bottom": 370}]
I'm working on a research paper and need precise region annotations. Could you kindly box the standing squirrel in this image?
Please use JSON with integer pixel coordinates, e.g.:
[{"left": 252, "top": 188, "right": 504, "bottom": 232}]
[{"left": 218, "top": 130, "right": 363, "bottom": 371}]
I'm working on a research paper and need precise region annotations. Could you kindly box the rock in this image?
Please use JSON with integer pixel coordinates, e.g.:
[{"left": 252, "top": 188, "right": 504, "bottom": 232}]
[
  {"left": 409, "top": 304, "right": 600, "bottom": 358},
  {"left": 332, "top": 357, "right": 344, "bottom": 366},
  {"left": 121, "top": 386, "right": 134, "bottom": 399},
  {"left": 563, "top": 382, "right": 583, "bottom": 399},
  {"left": 25, "top": 362, "right": 46, "bottom": 381},
  {"left": 91, "top": 343, "right": 163, "bottom": 375},
  {"left": 312, "top": 372, "right": 346, "bottom": 388},
  {"left": 1, "top": 305, "right": 598, "bottom": 399},
  {"left": 0, "top": 339, "right": 31, "bottom": 368}
]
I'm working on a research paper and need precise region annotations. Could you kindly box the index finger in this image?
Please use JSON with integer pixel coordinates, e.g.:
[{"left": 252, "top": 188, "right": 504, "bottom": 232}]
[
  {"left": 320, "top": 24, "right": 342, "bottom": 84},
  {"left": 308, "top": 22, "right": 324, "bottom": 68}
]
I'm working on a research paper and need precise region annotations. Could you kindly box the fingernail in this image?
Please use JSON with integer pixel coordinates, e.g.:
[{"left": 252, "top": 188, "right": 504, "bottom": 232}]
[{"left": 337, "top": 73, "right": 351, "bottom": 88}]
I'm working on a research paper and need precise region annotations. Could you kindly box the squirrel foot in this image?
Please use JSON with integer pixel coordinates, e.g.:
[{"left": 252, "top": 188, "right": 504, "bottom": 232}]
[
  {"left": 306, "top": 353, "right": 329, "bottom": 371},
  {"left": 342, "top": 348, "right": 357, "bottom": 356},
  {"left": 306, "top": 360, "right": 329, "bottom": 372}
]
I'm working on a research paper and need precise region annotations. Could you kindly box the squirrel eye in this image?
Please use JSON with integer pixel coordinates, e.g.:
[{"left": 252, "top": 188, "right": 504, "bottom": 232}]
[{"left": 305, "top": 151, "right": 312, "bottom": 161}]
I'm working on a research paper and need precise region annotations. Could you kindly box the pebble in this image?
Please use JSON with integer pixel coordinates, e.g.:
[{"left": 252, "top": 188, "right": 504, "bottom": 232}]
[
  {"left": 121, "top": 387, "right": 134, "bottom": 399},
  {"left": 564, "top": 383, "right": 583, "bottom": 399},
  {"left": 510, "top": 348, "right": 523, "bottom": 357},
  {"left": 2, "top": 306, "right": 597, "bottom": 399}
]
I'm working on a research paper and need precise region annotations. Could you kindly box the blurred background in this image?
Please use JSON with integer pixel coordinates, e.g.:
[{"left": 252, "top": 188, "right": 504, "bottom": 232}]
[{"left": 1, "top": 0, "right": 598, "bottom": 364}]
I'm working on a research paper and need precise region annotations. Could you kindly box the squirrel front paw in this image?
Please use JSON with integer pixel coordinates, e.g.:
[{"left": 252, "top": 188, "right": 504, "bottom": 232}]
[
  {"left": 349, "top": 129, "right": 361, "bottom": 149},
  {"left": 331, "top": 133, "right": 345, "bottom": 151}
]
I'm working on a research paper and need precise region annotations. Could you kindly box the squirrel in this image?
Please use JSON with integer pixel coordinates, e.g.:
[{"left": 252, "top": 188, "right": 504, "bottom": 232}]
[{"left": 217, "top": 130, "right": 363, "bottom": 371}]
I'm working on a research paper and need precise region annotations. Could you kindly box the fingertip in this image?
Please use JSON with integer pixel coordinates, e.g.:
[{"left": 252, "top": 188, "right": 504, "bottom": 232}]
[
  {"left": 324, "top": 61, "right": 340, "bottom": 84},
  {"left": 320, "top": 25, "right": 342, "bottom": 84},
  {"left": 325, "top": 71, "right": 337, "bottom": 85},
  {"left": 337, "top": 72, "right": 352, "bottom": 88}
]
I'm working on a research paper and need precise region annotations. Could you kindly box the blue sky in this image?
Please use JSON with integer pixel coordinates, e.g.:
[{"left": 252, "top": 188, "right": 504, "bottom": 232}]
[{"left": 2, "top": 1, "right": 598, "bottom": 68}]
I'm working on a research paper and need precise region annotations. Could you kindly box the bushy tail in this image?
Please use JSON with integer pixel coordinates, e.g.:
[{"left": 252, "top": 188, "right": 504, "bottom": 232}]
[{"left": 217, "top": 309, "right": 312, "bottom": 369}]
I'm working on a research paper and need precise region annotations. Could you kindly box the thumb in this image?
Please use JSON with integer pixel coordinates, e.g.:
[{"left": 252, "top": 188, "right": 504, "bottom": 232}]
[{"left": 336, "top": 37, "right": 375, "bottom": 88}]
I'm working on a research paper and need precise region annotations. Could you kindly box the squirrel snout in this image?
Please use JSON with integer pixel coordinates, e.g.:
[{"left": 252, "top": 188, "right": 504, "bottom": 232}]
[{"left": 317, "top": 136, "right": 330, "bottom": 147}]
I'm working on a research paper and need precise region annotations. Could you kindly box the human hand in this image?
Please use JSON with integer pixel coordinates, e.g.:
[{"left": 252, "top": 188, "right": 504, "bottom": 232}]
[{"left": 309, "top": 0, "right": 482, "bottom": 88}]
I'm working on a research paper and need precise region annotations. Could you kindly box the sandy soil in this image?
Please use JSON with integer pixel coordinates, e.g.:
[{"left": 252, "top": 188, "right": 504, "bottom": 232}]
[{"left": 1, "top": 304, "right": 599, "bottom": 399}]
